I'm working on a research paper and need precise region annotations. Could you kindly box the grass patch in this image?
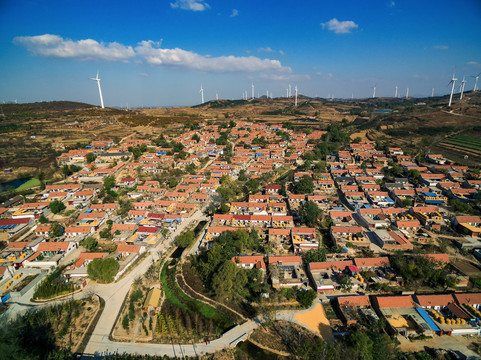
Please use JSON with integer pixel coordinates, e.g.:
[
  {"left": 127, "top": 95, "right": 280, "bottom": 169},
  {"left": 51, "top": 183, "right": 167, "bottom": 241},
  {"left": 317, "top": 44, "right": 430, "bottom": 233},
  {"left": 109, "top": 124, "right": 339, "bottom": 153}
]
[
  {"left": 160, "top": 261, "right": 234, "bottom": 331},
  {"left": 15, "top": 178, "right": 40, "bottom": 191}
]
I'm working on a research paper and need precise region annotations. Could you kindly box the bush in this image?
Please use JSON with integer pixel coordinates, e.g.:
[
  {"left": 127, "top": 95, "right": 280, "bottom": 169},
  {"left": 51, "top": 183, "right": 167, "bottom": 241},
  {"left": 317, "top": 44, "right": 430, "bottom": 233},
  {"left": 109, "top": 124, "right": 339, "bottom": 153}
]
[
  {"left": 122, "top": 314, "right": 129, "bottom": 329},
  {"left": 297, "top": 289, "right": 317, "bottom": 308},
  {"left": 87, "top": 258, "right": 120, "bottom": 283},
  {"left": 49, "top": 200, "right": 65, "bottom": 214}
]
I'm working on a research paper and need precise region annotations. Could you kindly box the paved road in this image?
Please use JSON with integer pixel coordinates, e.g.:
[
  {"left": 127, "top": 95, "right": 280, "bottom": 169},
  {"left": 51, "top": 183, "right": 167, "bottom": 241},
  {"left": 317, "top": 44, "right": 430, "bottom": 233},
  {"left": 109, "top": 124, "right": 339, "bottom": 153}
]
[{"left": 82, "top": 207, "right": 216, "bottom": 358}]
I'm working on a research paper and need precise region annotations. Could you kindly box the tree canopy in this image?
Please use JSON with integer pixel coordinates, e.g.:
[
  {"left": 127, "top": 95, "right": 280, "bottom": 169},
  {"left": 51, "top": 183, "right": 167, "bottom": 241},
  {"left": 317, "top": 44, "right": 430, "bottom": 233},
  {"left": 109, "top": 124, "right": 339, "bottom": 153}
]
[
  {"left": 49, "top": 200, "right": 65, "bottom": 214},
  {"left": 299, "top": 201, "right": 322, "bottom": 227},
  {"left": 295, "top": 175, "right": 314, "bottom": 194},
  {"left": 87, "top": 258, "right": 119, "bottom": 283}
]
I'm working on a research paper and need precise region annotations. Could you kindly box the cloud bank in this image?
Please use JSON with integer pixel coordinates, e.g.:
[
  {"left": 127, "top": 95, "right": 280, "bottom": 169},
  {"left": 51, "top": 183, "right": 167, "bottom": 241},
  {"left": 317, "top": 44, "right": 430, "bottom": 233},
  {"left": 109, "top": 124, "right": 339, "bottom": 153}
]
[
  {"left": 321, "top": 18, "right": 358, "bottom": 34},
  {"left": 13, "top": 34, "right": 291, "bottom": 73},
  {"left": 13, "top": 34, "right": 135, "bottom": 61}
]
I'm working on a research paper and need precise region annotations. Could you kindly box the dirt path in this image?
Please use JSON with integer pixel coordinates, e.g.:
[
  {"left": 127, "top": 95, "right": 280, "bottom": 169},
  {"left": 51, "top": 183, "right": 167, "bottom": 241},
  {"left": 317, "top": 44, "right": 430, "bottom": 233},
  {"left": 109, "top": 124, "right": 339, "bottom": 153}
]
[{"left": 177, "top": 262, "right": 247, "bottom": 322}]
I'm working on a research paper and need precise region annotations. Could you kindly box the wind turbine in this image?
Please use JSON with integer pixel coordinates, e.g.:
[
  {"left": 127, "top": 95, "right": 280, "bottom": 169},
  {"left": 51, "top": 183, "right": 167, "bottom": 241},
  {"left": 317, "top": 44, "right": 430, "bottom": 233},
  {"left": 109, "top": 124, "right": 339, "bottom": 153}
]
[
  {"left": 460, "top": 76, "right": 467, "bottom": 100},
  {"left": 395, "top": 86, "right": 398, "bottom": 98},
  {"left": 199, "top": 85, "right": 204, "bottom": 104},
  {"left": 90, "top": 71, "right": 104, "bottom": 108},
  {"left": 448, "top": 73, "right": 457, "bottom": 107},
  {"left": 288, "top": 84, "right": 292, "bottom": 98},
  {"left": 406, "top": 87, "right": 409, "bottom": 99},
  {"left": 431, "top": 88, "right": 434, "bottom": 97},
  {"left": 372, "top": 85, "right": 376, "bottom": 98},
  {"left": 251, "top": 83, "right": 255, "bottom": 99},
  {"left": 286, "top": 88, "right": 289, "bottom": 98},
  {"left": 472, "top": 73, "right": 480, "bottom": 91},
  {"left": 294, "top": 85, "right": 298, "bottom": 106},
  {"left": 216, "top": 93, "right": 219, "bottom": 100}
]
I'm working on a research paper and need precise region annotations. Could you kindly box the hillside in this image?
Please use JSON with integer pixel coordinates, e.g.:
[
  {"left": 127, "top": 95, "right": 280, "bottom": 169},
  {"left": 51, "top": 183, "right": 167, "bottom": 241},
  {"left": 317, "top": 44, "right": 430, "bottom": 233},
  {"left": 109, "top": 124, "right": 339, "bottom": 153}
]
[{"left": 1, "top": 91, "right": 481, "bottom": 175}]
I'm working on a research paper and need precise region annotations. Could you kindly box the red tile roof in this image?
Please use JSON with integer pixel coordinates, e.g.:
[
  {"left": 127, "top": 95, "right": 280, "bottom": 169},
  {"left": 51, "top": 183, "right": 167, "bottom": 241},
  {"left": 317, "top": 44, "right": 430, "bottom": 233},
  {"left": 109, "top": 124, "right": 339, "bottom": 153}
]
[{"left": 375, "top": 295, "right": 415, "bottom": 309}]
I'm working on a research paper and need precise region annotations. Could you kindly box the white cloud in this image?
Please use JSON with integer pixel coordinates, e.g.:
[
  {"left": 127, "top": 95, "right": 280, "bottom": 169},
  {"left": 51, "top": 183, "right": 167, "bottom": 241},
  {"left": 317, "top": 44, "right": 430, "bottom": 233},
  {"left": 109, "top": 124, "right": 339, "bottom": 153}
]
[
  {"left": 230, "top": 9, "right": 238, "bottom": 17},
  {"left": 170, "top": 0, "right": 209, "bottom": 11},
  {"left": 14, "top": 34, "right": 290, "bottom": 74},
  {"left": 135, "top": 40, "right": 291, "bottom": 73},
  {"left": 467, "top": 61, "right": 480, "bottom": 66},
  {"left": 258, "top": 47, "right": 285, "bottom": 56},
  {"left": 321, "top": 18, "right": 358, "bottom": 34},
  {"left": 13, "top": 34, "right": 135, "bottom": 61},
  {"left": 389, "top": 1, "right": 395, "bottom": 7},
  {"left": 139, "top": 73, "right": 148, "bottom": 77},
  {"left": 433, "top": 45, "right": 448, "bottom": 50}
]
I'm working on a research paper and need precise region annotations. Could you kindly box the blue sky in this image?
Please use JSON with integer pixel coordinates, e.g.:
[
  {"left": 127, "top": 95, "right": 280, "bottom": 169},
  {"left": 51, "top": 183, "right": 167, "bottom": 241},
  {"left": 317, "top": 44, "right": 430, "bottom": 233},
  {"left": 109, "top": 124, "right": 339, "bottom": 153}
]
[{"left": 0, "top": 0, "right": 480, "bottom": 107}]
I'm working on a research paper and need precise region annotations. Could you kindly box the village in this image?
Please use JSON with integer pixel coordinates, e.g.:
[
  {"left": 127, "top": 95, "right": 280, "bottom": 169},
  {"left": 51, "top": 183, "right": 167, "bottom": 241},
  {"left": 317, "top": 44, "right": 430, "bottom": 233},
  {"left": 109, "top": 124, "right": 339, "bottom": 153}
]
[{"left": 1, "top": 118, "right": 481, "bottom": 358}]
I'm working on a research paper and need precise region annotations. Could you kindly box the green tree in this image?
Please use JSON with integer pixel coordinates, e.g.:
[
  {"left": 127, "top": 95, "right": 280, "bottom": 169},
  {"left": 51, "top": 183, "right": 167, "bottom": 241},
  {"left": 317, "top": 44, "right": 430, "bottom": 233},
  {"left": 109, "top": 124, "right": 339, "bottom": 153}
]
[
  {"left": 191, "top": 134, "right": 200, "bottom": 142},
  {"left": 245, "top": 178, "right": 260, "bottom": 195},
  {"left": 62, "top": 165, "right": 72, "bottom": 178},
  {"left": 348, "top": 331, "right": 374, "bottom": 360},
  {"left": 38, "top": 214, "right": 48, "bottom": 224},
  {"left": 302, "top": 248, "right": 327, "bottom": 263},
  {"left": 238, "top": 169, "right": 247, "bottom": 181},
  {"left": 175, "top": 230, "right": 195, "bottom": 248},
  {"left": 81, "top": 236, "right": 98, "bottom": 251},
  {"left": 297, "top": 289, "right": 317, "bottom": 308},
  {"left": 87, "top": 258, "right": 119, "bottom": 283},
  {"left": 407, "top": 169, "right": 420, "bottom": 180},
  {"left": 86, "top": 152, "right": 96, "bottom": 163},
  {"left": 168, "top": 178, "right": 178, "bottom": 188},
  {"left": 48, "top": 222, "right": 64, "bottom": 238},
  {"left": 299, "top": 201, "right": 322, "bottom": 227},
  {"left": 49, "top": 200, "right": 65, "bottom": 214},
  {"left": 103, "top": 175, "right": 116, "bottom": 191},
  {"left": 295, "top": 175, "right": 314, "bottom": 194},
  {"left": 340, "top": 274, "right": 353, "bottom": 291}
]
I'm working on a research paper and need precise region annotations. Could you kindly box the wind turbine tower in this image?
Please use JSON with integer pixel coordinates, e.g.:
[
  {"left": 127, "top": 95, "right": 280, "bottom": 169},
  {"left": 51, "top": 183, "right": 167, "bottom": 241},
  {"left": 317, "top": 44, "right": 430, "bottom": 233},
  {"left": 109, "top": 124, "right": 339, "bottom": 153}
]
[
  {"left": 448, "top": 73, "right": 457, "bottom": 107},
  {"left": 288, "top": 84, "right": 291, "bottom": 98},
  {"left": 294, "top": 85, "right": 298, "bottom": 106},
  {"left": 431, "top": 88, "right": 434, "bottom": 97},
  {"left": 372, "top": 85, "right": 376, "bottom": 98},
  {"left": 251, "top": 83, "right": 255, "bottom": 99},
  {"left": 395, "top": 86, "right": 398, "bottom": 98},
  {"left": 406, "top": 88, "right": 409, "bottom": 99},
  {"left": 460, "top": 76, "right": 467, "bottom": 100},
  {"left": 473, "top": 73, "right": 480, "bottom": 91},
  {"left": 90, "top": 71, "right": 105, "bottom": 109},
  {"left": 199, "top": 85, "right": 204, "bottom": 104},
  {"left": 216, "top": 93, "right": 219, "bottom": 100}
]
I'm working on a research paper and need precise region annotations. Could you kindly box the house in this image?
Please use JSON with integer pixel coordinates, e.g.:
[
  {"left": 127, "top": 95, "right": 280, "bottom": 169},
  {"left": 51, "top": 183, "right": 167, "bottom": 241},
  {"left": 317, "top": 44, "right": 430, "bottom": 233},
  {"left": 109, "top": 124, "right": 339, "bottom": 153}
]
[
  {"left": 370, "top": 229, "right": 413, "bottom": 251},
  {"left": 24, "top": 241, "right": 78, "bottom": 268},
  {"left": 64, "top": 226, "right": 94, "bottom": 239},
  {"left": 337, "top": 296, "right": 378, "bottom": 326},
  {"left": 144, "top": 288, "right": 162, "bottom": 313},
  {"left": 394, "top": 219, "right": 421, "bottom": 231},
  {"left": 268, "top": 256, "right": 305, "bottom": 289},
  {"left": 354, "top": 208, "right": 390, "bottom": 229},
  {"left": 415, "top": 294, "right": 455, "bottom": 310},
  {"left": 354, "top": 257, "right": 390, "bottom": 271},
  {"left": 330, "top": 226, "right": 369, "bottom": 248},
  {"left": 307, "top": 260, "right": 354, "bottom": 292},
  {"left": 265, "top": 185, "right": 281, "bottom": 194},
  {"left": 453, "top": 216, "right": 481, "bottom": 237},
  {"left": 0, "top": 218, "right": 35, "bottom": 239},
  {"left": 268, "top": 228, "right": 291, "bottom": 252},
  {"left": 116, "top": 244, "right": 145, "bottom": 257},
  {"left": 291, "top": 227, "right": 318, "bottom": 253},
  {"left": 372, "top": 295, "right": 434, "bottom": 337},
  {"left": 66, "top": 252, "right": 107, "bottom": 278}
]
